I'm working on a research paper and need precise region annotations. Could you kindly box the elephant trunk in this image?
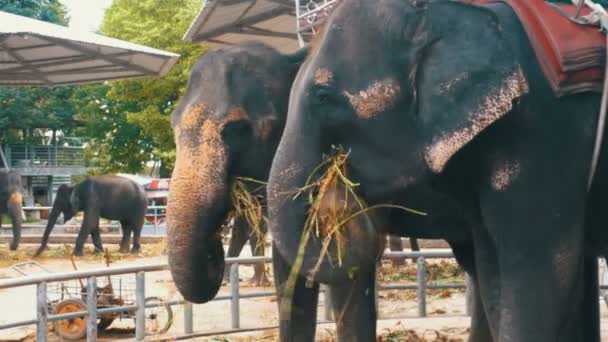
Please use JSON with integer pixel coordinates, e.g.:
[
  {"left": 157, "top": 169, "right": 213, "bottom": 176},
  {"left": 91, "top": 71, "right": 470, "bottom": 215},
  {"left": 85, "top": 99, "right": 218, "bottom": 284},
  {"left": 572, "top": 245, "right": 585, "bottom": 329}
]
[
  {"left": 268, "top": 116, "right": 382, "bottom": 285},
  {"left": 167, "top": 133, "right": 231, "bottom": 304},
  {"left": 7, "top": 192, "right": 22, "bottom": 251},
  {"left": 35, "top": 205, "right": 61, "bottom": 256}
]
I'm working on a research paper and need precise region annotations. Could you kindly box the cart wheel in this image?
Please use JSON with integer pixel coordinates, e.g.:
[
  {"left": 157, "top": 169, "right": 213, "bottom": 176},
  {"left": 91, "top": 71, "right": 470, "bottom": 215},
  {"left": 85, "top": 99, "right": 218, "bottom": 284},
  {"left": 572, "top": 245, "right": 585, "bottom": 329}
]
[
  {"left": 53, "top": 299, "right": 87, "bottom": 340},
  {"left": 144, "top": 297, "right": 173, "bottom": 336},
  {"left": 97, "top": 318, "right": 114, "bottom": 331}
]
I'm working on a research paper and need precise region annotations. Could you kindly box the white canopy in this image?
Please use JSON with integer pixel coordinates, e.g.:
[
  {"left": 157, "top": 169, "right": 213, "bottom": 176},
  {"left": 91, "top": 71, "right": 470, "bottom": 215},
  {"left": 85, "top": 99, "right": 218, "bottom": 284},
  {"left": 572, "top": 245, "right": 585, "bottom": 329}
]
[
  {"left": 0, "top": 10, "right": 180, "bottom": 86},
  {"left": 183, "top": 0, "right": 337, "bottom": 53}
]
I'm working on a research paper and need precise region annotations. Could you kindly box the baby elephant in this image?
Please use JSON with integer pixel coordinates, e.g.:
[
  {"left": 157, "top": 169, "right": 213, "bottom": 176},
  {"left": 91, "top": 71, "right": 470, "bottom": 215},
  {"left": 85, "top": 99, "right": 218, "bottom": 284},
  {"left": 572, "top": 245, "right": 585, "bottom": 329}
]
[{"left": 35, "top": 175, "right": 147, "bottom": 256}]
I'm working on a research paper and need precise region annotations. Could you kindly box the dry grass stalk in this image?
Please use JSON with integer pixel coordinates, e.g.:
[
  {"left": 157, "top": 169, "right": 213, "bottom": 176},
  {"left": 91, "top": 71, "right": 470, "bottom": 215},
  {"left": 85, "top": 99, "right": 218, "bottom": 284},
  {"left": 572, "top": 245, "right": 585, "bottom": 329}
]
[
  {"left": 280, "top": 146, "right": 426, "bottom": 318},
  {"left": 230, "top": 177, "right": 267, "bottom": 250}
]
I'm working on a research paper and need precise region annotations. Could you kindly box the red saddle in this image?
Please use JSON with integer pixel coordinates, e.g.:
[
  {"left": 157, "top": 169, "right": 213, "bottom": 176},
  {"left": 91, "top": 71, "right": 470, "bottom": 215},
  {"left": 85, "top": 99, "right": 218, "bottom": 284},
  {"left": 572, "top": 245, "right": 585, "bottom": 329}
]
[{"left": 470, "top": 0, "right": 606, "bottom": 97}]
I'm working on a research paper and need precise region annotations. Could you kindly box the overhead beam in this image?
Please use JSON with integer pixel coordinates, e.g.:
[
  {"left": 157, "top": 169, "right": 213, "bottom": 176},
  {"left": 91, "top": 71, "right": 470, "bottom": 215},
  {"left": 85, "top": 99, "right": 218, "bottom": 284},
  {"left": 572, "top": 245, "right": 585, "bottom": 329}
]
[
  {"left": 193, "top": 6, "right": 290, "bottom": 41},
  {"left": 39, "top": 35, "right": 160, "bottom": 76},
  {"left": 0, "top": 41, "right": 52, "bottom": 85},
  {"left": 1, "top": 51, "right": 134, "bottom": 73}
]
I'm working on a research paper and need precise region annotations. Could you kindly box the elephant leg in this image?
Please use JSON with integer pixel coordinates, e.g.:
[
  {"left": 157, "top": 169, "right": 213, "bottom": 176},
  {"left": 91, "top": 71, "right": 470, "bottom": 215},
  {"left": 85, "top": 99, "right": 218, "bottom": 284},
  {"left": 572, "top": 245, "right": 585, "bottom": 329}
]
[
  {"left": 272, "top": 243, "right": 319, "bottom": 342},
  {"left": 248, "top": 227, "right": 269, "bottom": 286},
  {"left": 329, "top": 267, "right": 377, "bottom": 342},
  {"left": 73, "top": 208, "right": 99, "bottom": 256},
  {"left": 90, "top": 228, "right": 104, "bottom": 254},
  {"left": 557, "top": 256, "right": 599, "bottom": 342},
  {"left": 131, "top": 218, "right": 144, "bottom": 254},
  {"left": 119, "top": 221, "right": 131, "bottom": 253},
  {"left": 450, "top": 242, "right": 492, "bottom": 342},
  {"left": 478, "top": 195, "right": 586, "bottom": 342},
  {"left": 224, "top": 217, "right": 249, "bottom": 281},
  {"left": 7, "top": 193, "right": 22, "bottom": 251},
  {"left": 388, "top": 235, "right": 405, "bottom": 266}
]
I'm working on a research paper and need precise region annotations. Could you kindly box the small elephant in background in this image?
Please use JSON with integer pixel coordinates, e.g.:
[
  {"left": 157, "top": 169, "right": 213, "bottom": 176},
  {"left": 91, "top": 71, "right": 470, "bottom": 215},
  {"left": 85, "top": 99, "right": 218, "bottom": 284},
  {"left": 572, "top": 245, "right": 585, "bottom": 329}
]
[
  {"left": 35, "top": 175, "right": 147, "bottom": 256},
  {"left": 0, "top": 170, "right": 22, "bottom": 251}
]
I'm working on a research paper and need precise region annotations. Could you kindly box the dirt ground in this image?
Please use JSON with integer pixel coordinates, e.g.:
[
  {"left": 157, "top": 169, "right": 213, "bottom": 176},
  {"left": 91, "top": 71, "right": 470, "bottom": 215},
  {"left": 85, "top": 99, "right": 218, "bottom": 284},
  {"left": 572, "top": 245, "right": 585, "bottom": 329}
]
[{"left": 1, "top": 244, "right": 608, "bottom": 341}]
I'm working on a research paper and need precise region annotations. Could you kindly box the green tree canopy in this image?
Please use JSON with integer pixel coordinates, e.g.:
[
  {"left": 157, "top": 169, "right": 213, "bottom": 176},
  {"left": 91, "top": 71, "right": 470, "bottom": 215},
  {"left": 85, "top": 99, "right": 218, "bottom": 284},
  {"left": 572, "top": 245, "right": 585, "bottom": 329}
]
[
  {"left": 0, "top": 0, "right": 75, "bottom": 144},
  {"left": 96, "top": 0, "right": 206, "bottom": 176}
]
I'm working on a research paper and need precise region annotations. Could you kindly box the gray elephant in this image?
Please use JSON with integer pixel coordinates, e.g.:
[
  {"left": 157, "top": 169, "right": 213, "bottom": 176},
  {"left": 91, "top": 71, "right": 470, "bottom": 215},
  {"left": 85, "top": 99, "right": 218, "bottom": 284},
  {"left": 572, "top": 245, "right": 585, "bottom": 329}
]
[
  {"left": 35, "top": 175, "right": 147, "bottom": 256},
  {"left": 166, "top": 42, "right": 309, "bottom": 303},
  {"left": 0, "top": 170, "right": 22, "bottom": 251},
  {"left": 266, "top": 0, "right": 606, "bottom": 341}
]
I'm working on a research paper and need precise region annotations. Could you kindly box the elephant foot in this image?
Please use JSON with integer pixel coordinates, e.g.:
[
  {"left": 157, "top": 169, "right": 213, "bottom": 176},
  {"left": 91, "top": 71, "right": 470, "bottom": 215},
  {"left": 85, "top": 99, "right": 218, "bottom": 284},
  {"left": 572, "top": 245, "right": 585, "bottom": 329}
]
[
  {"left": 72, "top": 249, "right": 84, "bottom": 257},
  {"left": 119, "top": 246, "right": 129, "bottom": 253},
  {"left": 9, "top": 243, "right": 18, "bottom": 251},
  {"left": 249, "top": 272, "right": 271, "bottom": 287},
  {"left": 130, "top": 247, "right": 141, "bottom": 254}
]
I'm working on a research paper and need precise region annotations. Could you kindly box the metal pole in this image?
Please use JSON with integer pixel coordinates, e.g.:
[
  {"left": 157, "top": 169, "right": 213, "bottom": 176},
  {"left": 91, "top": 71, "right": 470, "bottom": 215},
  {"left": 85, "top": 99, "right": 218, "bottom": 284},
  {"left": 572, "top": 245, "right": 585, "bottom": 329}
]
[
  {"left": 416, "top": 256, "right": 427, "bottom": 317},
  {"left": 184, "top": 302, "right": 193, "bottom": 334},
  {"left": 37, "top": 282, "right": 48, "bottom": 342},
  {"left": 323, "top": 285, "right": 332, "bottom": 321},
  {"left": 230, "top": 263, "right": 240, "bottom": 329},
  {"left": 87, "top": 276, "right": 97, "bottom": 342},
  {"left": 155, "top": 206, "right": 158, "bottom": 234},
  {"left": 0, "top": 145, "right": 9, "bottom": 170},
  {"left": 465, "top": 273, "right": 473, "bottom": 316},
  {"left": 135, "top": 271, "right": 145, "bottom": 340}
]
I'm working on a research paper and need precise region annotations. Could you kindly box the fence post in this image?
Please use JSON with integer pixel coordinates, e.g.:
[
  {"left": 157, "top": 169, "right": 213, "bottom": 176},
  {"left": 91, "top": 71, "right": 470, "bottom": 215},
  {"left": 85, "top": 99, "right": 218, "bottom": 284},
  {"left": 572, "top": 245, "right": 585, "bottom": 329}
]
[
  {"left": 184, "top": 302, "right": 193, "bottom": 334},
  {"left": 416, "top": 256, "right": 427, "bottom": 317},
  {"left": 135, "top": 271, "right": 146, "bottom": 340},
  {"left": 37, "top": 282, "right": 48, "bottom": 342},
  {"left": 465, "top": 273, "right": 473, "bottom": 316},
  {"left": 153, "top": 207, "right": 158, "bottom": 235},
  {"left": 87, "top": 276, "right": 97, "bottom": 342},
  {"left": 230, "top": 263, "right": 240, "bottom": 329},
  {"left": 323, "top": 285, "right": 332, "bottom": 321}
]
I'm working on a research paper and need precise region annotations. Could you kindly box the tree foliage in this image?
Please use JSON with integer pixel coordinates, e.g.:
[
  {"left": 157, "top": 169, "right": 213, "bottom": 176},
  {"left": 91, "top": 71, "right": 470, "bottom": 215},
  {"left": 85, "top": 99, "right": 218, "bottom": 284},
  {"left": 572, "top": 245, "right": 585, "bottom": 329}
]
[
  {"left": 97, "top": 0, "right": 206, "bottom": 176},
  {"left": 0, "top": 0, "right": 75, "bottom": 144}
]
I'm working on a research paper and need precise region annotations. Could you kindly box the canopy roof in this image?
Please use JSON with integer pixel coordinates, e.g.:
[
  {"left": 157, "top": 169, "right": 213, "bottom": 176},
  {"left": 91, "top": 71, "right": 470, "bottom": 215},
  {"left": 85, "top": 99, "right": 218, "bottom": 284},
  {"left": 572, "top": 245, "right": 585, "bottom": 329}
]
[
  {"left": 0, "top": 11, "right": 180, "bottom": 87},
  {"left": 183, "top": 0, "right": 337, "bottom": 53}
]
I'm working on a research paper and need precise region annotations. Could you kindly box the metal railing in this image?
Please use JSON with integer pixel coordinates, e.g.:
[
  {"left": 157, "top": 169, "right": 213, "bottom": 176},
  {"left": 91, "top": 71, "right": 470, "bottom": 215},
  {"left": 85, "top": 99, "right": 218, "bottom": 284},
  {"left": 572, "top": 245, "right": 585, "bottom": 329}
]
[
  {"left": 1, "top": 206, "right": 167, "bottom": 232},
  {"left": 0, "top": 251, "right": 465, "bottom": 341},
  {"left": 3, "top": 144, "right": 85, "bottom": 168}
]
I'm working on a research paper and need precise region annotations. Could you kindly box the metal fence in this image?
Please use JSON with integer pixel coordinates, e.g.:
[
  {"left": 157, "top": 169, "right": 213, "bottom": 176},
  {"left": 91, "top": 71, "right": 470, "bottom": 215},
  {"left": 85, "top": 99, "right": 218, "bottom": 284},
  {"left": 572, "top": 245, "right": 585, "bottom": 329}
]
[
  {"left": 1, "top": 206, "right": 167, "bottom": 233},
  {"left": 3, "top": 144, "right": 85, "bottom": 168},
  {"left": 0, "top": 250, "right": 464, "bottom": 341}
]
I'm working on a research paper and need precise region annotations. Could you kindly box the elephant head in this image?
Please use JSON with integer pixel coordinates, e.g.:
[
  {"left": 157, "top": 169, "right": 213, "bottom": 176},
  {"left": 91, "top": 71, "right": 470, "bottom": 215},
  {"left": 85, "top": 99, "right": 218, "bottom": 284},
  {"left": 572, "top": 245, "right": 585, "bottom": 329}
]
[
  {"left": 167, "top": 42, "right": 308, "bottom": 303},
  {"left": 268, "top": 0, "right": 528, "bottom": 282},
  {"left": 35, "top": 184, "right": 76, "bottom": 256}
]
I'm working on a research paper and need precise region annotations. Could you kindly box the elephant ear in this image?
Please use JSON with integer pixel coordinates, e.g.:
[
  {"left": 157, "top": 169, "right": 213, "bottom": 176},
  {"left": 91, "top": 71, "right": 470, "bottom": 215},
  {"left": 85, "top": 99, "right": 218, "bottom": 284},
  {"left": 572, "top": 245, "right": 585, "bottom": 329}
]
[{"left": 416, "top": 3, "right": 529, "bottom": 173}]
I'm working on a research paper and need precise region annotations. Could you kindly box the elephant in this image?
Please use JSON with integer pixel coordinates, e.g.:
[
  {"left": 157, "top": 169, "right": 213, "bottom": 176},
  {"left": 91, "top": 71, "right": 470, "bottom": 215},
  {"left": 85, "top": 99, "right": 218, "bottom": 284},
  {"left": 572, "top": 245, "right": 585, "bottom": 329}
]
[
  {"left": 266, "top": 0, "right": 607, "bottom": 341},
  {"left": 166, "top": 42, "right": 311, "bottom": 303},
  {"left": 35, "top": 175, "right": 147, "bottom": 256},
  {"left": 0, "top": 170, "right": 22, "bottom": 251}
]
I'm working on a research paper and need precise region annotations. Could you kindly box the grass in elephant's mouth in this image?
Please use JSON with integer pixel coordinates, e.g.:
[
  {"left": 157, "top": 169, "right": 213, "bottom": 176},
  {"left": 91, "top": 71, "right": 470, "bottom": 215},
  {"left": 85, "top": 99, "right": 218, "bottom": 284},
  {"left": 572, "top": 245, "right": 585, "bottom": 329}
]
[
  {"left": 280, "top": 146, "right": 426, "bottom": 319},
  {"left": 230, "top": 177, "right": 267, "bottom": 250},
  {"left": 0, "top": 241, "right": 168, "bottom": 268}
]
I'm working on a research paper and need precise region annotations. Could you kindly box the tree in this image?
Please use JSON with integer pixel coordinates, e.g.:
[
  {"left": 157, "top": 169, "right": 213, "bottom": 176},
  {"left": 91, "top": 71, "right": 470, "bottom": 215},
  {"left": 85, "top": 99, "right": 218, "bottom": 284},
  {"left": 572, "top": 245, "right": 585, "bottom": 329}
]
[
  {"left": 99, "top": 0, "right": 206, "bottom": 176},
  {"left": 0, "top": 0, "right": 75, "bottom": 145},
  {"left": 72, "top": 84, "right": 154, "bottom": 173}
]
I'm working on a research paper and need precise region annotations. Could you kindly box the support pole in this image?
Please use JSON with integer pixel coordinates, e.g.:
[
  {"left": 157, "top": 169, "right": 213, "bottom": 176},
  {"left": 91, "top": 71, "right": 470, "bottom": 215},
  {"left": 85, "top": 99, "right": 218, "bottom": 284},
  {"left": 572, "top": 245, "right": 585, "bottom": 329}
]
[
  {"left": 416, "top": 256, "right": 427, "bottom": 317},
  {"left": 135, "top": 271, "right": 145, "bottom": 340},
  {"left": 37, "top": 282, "right": 47, "bottom": 342},
  {"left": 184, "top": 302, "right": 193, "bottom": 334},
  {"left": 230, "top": 263, "right": 240, "bottom": 329},
  {"left": 86, "top": 276, "right": 97, "bottom": 342}
]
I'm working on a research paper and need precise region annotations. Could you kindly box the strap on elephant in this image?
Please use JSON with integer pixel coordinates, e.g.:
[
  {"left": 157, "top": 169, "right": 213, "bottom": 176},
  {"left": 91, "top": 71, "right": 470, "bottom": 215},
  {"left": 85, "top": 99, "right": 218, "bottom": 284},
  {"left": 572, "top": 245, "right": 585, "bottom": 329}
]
[{"left": 549, "top": 0, "right": 608, "bottom": 189}]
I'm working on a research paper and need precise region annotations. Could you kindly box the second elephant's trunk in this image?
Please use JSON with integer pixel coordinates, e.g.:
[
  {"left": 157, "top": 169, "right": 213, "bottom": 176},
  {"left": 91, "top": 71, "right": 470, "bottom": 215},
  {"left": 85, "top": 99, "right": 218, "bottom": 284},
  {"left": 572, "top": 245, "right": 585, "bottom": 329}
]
[
  {"left": 268, "top": 116, "right": 382, "bottom": 285},
  {"left": 35, "top": 206, "right": 62, "bottom": 256},
  {"left": 167, "top": 124, "right": 231, "bottom": 304}
]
